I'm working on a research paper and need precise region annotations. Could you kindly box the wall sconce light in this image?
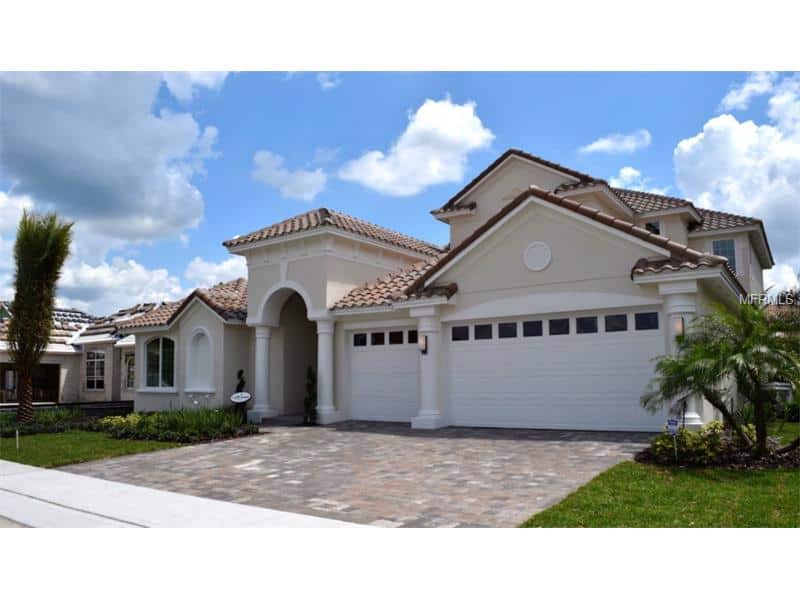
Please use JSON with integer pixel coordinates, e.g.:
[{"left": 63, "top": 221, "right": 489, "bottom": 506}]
[
  {"left": 673, "top": 316, "right": 685, "bottom": 336},
  {"left": 418, "top": 334, "right": 428, "bottom": 355}
]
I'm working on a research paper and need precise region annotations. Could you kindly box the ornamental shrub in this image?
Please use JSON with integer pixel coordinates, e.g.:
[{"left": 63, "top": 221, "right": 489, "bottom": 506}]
[
  {"left": 95, "top": 408, "right": 257, "bottom": 443},
  {"left": 650, "top": 421, "right": 726, "bottom": 466}
]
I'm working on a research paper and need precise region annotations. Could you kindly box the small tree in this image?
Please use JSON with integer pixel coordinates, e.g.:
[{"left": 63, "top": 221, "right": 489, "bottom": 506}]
[
  {"left": 642, "top": 302, "right": 800, "bottom": 457},
  {"left": 303, "top": 366, "right": 317, "bottom": 425},
  {"left": 8, "top": 211, "right": 73, "bottom": 423}
]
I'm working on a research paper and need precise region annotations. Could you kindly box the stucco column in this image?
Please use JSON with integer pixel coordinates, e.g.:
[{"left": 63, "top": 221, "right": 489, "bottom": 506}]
[
  {"left": 411, "top": 310, "right": 445, "bottom": 429},
  {"left": 315, "top": 318, "right": 338, "bottom": 424},
  {"left": 248, "top": 325, "right": 277, "bottom": 423},
  {"left": 661, "top": 284, "right": 702, "bottom": 429}
]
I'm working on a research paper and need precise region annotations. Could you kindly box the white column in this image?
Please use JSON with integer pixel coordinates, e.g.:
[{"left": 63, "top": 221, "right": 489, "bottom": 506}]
[
  {"left": 411, "top": 311, "right": 445, "bottom": 429},
  {"left": 661, "top": 285, "right": 702, "bottom": 429},
  {"left": 315, "top": 318, "right": 339, "bottom": 424},
  {"left": 248, "top": 325, "right": 277, "bottom": 423}
]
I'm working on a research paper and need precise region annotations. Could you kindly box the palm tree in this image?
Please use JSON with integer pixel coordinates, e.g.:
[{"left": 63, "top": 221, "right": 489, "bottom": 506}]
[
  {"left": 642, "top": 302, "right": 800, "bottom": 457},
  {"left": 8, "top": 211, "right": 73, "bottom": 423}
]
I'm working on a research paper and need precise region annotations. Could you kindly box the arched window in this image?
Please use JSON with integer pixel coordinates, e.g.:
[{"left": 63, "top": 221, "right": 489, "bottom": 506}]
[
  {"left": 187, "top": 331, "right": 213, "bottom": 390},
  {"left": 145, "top": 337, "right": 175, "bottom": 388}
]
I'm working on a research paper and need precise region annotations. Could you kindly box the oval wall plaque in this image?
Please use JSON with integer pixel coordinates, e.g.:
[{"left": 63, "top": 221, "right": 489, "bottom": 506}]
[{"left": 523, "top": 242, "right": 551, "bottom": 272}]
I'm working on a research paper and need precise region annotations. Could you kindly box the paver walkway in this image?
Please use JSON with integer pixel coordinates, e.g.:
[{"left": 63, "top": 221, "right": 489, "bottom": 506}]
[{"left": 63, "top": 422, "right": 651, "bottom": 527}]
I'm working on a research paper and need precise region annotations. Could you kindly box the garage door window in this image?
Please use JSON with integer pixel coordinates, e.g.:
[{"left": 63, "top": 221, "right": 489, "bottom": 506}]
[
  {"left": 523, "top": 320, "right": 543, "bottom": 337},
  {"left": 549, "top": 318, "right": 570, "bottom": 335},
  {"left": 389, "top": 331, "right": 404, "bottom": 345},
  {"left": 498, "top": 322, "right": 517, "bottom": 338},
  {"left": 605, "top": 314, "right": 628, "bottom": 332},
  {"left": 635, "top": 312, "right": 659, "bottom": 330},
  {"left": 407, "top": 330, "right": 418, "bottom": 344},
  {"left": 371, "top": 332, "right": 385, "bottom": 345},
  {"left": 474, "top": 324, "right": 493, "bottom": 340},
  {"left": 576, "top": 316, "right": 598, "bottom": 334},
  {"left": 452, "top": 326, "right": 469, "bottom": 341},
  {"left": 353, "top": 333, "right": 367, "bottom": 347}
]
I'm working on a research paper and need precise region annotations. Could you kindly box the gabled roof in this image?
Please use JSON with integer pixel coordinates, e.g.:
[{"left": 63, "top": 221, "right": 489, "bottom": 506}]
[
  {"left": 223, "top": 207, "right": 441, "bottom": 257},
  {"left": 434, "top": 148, "right": 601, "bottom": 215},
  {"left": 332, "top": 257, "right": 457, "bottom": 310},
  {"left": 409, "top": 185, "right": 736, "bottom": 296},
  {"left": 119, "top": 278, "right": 248, "bottom": 330},
  {"left": 75, "top": 303, "right": 158, "bottom": 342}
]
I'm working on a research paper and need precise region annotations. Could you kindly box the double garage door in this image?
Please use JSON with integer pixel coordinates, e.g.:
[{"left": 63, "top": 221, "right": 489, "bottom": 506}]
[{"left": 448, "top": 310, "right": 667, "bottom": 431}]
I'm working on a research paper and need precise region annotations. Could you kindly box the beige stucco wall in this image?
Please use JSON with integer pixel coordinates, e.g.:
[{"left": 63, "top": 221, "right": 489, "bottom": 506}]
[
  {"left": 222, "top": 323, "right": 253, "bottom": 407},
  {"left": 689, "top": 230, "right": 759, "bottom": 294}
]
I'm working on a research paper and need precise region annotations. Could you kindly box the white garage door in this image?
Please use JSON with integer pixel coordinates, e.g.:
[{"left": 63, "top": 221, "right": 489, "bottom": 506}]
[
  {"left": 448, "top": 311, "right": 667, "bottom": 431},
  {"left": 349, "top": 329, "right": 419, "bottom": 422}
]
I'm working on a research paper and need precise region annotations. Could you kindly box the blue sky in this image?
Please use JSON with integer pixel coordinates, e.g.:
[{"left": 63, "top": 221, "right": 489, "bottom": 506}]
[{"left": 1, "top": 71, "right": 797, "bottom": 314}]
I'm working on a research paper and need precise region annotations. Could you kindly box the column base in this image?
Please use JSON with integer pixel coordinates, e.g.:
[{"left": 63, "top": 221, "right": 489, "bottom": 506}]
[
  {"left": 247, "top": 407, "right": 279, "bottom": 424},
  {"left": 316, "top": 407, "right": 344, "bottom": 425},
  {"left": 411, "top": 412, "right": 445, "bottom": 430},
  {"left": 682, "top": 411, "right": 703, "bottom": 430}
]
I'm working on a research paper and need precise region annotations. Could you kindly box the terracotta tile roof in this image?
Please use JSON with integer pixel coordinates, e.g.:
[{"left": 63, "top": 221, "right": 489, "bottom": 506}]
[
  {"left": 434, "top": 148, "right": 601, "bottom": 215},
  {"left": 332, "top": 257, "right": 457, "bottom": 310},
  {"left": 78, "top": 303, "right": 158, "bottom": 339},
  {"left": 410, "top": 185, "right": 740, "bottom": 297},
  {"left": 0, "top": 302, "right": 94, "bottom": 343},
  {"left": 223, "top": 208, "right": 441, "bottom": 257},
  {"left": 119, "top": 278, "right": 248, "bottom": 330},
  {"left": 694, "top": 207, "right": 761, "bottom": 231},
  {"left": 611, "top": 187, "right": 694, "bottom": 213}
]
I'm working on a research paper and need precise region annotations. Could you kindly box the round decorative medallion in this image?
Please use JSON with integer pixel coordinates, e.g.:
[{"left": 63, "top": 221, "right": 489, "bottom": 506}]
[{"left": 523, "top": 242, "right": 551, "bottom": 272}]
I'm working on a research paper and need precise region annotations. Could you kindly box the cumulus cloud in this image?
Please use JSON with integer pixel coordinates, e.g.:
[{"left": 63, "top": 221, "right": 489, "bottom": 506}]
[
  {"left": 317, "top": 72, "right": 342, "bottom": 90},
  {"left": 56, "top": 257, "right": 186, "bottom": 315},
  {"left": 719, "top": 71, "right": 777, "bottom": 111},
  {"left": 675, "top": 75, "right": 800, "bottom": 293},
  {"left": 0, "top": 191, "right": 35, "bottom": 302},
  {"left": 579, "top": 129, "right": 652, "bottom": 154},
  {"left": 339, "top": 97, "right": 494, "bottom": 196},
  {"left": 252, "top": 150, "right": 327, "bottom": 201},
  {"left": 184, "top": 255, "right": 247, "bottom": 289},
  {"left": 162, "top": 71, "right": 228, "bottom": 102},
  {"left": 609, "top": 166, "right": 670, "bottom": 195},
  {"left": 0, "top": 72, "right": 221, "bottom": 243}
]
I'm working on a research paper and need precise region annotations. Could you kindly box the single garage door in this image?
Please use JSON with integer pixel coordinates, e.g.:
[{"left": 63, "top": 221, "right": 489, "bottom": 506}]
[
  {"left": 349, "top": 328, "right": 419, "bottom": 422},
  {"left": 448, "top": 310, "right": 667, "bottom": 431}
]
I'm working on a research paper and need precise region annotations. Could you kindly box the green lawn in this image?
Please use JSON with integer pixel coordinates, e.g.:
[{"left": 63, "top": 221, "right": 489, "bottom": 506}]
[
  {"left": 771, "top": 421, "right": 799, "bottom": 446},
  {"left": 521, "top": 461, "right": 800, "bottom": 528},
  {"left": 0, "top": 430, "right": 180, "bottom": 468}
]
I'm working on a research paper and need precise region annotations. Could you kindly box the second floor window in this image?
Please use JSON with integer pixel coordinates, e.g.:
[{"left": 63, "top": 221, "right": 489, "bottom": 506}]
[
  {"left": 712, "top": 239, "right": 737, "bottom": 273},
  {"left": 86, "top": 350, "right": 105, "bottom": 390},
  {"left": 146, "top": 337, "right": 175, "bottom": 388}
]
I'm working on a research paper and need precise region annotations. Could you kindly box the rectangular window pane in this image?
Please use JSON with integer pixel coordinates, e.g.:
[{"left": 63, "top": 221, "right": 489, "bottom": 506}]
[
  {"left": 498, "top": 322, "right": 517, "bottom": 338},
  {"left": 86, "top": 361, "right": 95, "bottom": 378},
  {"left": 576, "top": 316, "right": 598, "bottom": 334},
  {"left": 95, "top": 379, "right": 104, "bottom": 390},
  {"left": 712, "top": 239, "right": 736, "bottom": 273},
  {"left": 146, "top": 340, "right": 160, "bottom": 387},
  {"left": 635, "top": 312, "right": 659, "bottom": 330},
  {"left": 371, "top": 332, "right": 385, "bottom": 346},
  {"left": 605, "top": 314, "right": 628, "bottom": 332},
  {"left": 523, "top": 320, "right": 543, "bottom": 337},
  {"left": 407, "top": 330, "right": 418, "bottom": 344},
  {"left": 389, "top": 331, "right": 404, "bottom": 345},
  {"left": 161, "top": 338, "right": 175, "bottom": 387},
  {"left": 549, "top": 318, "right": 570, "bottom": 335},
  {"left": 474, "top": 324, "right": 492, "bottom": 340},
  {"left": 451, "top": 325, "right": 469, "bottom": 341},
  {"left": 353, "top": 333, "right": 367, "bottom": 347}
]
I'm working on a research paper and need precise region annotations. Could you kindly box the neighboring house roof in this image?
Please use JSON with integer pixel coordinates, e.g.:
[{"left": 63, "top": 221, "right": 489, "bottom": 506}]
[
  {"left": 223, "top": 207, "right": 441, "bottom": 257},
  {"left": 74, "top": 303, "right": 159, "bottom": 343},
  {"left": 332, "top": 257, "right": 457, "bottom": 310},
  {"left": 408, "top": 185, "right": 740, "bottom": 296},
  {"left": 0, "top": 302, "right": 94, "bottom": 343},
  {"left": 119, "top": 278, "right": 248, "bottom": 330},
  {"left": 434, "top": 148, "right": 601, "bottom": 215}
]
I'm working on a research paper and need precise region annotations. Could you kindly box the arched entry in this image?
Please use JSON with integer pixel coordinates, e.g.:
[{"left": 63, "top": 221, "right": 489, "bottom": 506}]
[{"left": 279, "top": 293, "right": 317, "bottom": 415}]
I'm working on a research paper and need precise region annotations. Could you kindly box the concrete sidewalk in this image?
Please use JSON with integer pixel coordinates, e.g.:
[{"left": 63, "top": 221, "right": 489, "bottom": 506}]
[{"left": 0, "top": 460, "right": 365, "bottom": 528}]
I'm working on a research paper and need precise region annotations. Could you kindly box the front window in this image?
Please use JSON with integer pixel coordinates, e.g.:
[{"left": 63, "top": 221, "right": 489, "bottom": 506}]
[
  {"left": 712, "top": 239, "right": 737, "bottom": 273},
  {"left": 125, "top": 354, "right": 135, "bottom": 389},
  {"left": 146, "top": 337, "right": 175, "bottom": 388},
  {"left": 86, "top": 350, "right": 105, "bottom": 390}
]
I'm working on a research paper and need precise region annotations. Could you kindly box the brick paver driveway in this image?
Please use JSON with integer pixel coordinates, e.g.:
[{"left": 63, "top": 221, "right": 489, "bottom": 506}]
[{"left": 63, "top": 422, "right": 650, "bottom": 527}]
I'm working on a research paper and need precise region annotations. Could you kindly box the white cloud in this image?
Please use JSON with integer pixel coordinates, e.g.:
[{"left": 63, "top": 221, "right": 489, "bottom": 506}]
[
  {"left": 764, "top": 264, "right": 799, "bottom": 294},
  {"left": 675, "top": 79, "right": 800, "bottom": 294},
  {"left": 338, "top": 97, "right": 494, "bottom": 196},
  {"left": 579, "top": 129, "right": 652, "bottom": 154},
  {"left": 56, "top": 257, "right": 186, "bottom": 316},
  {"left": 0, "top": 72, "right": 222, "bottom": 243},
  {"left": 317, "top": 72, "right": 342, "bottom": 90},
  {"left": 184, "top": 255, "right": 247, "bottom": 289},
  {"left": 310, "top": 146, "right": 339, "bottom": 166},
  {"left": 608, "top": 166, "right": 669, "bottom": 195},
  {"left": 719, "top": 71, "right": 777, "bottom": 111},
  {"left": 252, "top": 150, "right": 327, "bottom": 201},
  {"left": 0, "top": 191, "right": 33, "bottom": 235},
  {"left": 162, "top": 71, "right": 228, "bottom": 102}
]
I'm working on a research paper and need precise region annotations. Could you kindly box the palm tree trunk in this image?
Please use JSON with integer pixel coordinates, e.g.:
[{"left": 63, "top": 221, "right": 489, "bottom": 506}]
[{"left": 16, "top": 371, "right": 34, "bottom": 423}]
